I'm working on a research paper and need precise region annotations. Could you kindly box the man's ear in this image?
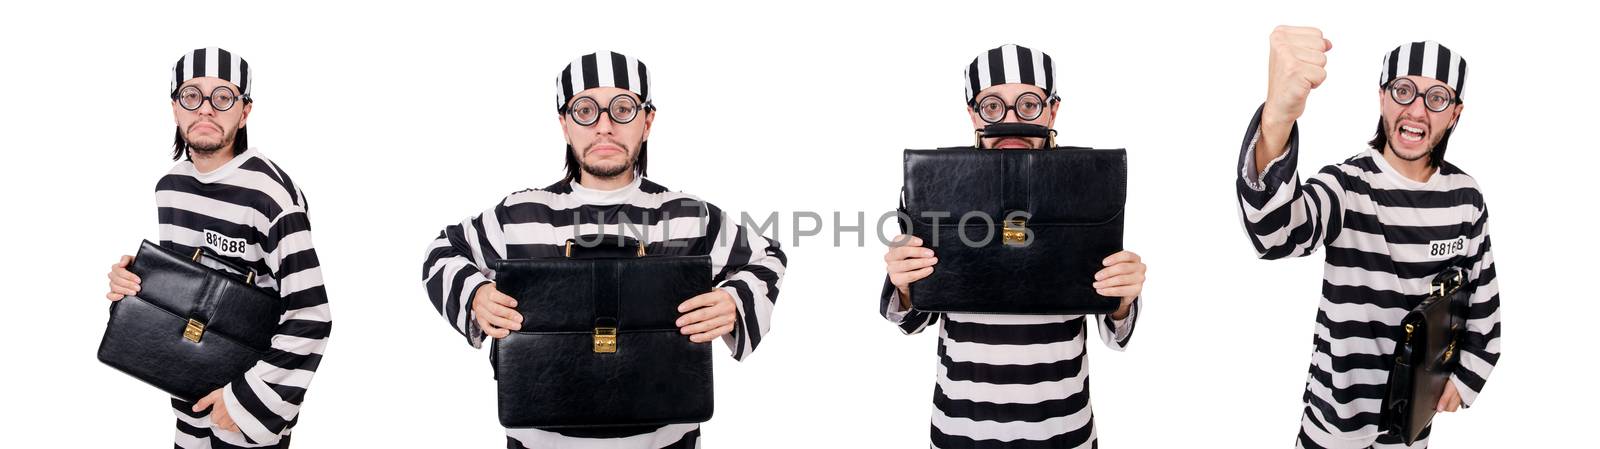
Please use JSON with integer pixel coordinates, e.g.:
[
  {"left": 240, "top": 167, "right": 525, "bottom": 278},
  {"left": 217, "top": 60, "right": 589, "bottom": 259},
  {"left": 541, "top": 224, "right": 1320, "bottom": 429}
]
[
  {"left": 557, "top": 114, "right": 571, "bottom": 145},
  {"left": 967, "top": 106, "right": 984, "bottom": 130},
  {"left": 1449, "top": 103, "right": 1464, "bottom": 129},
  {"left": 1046, "top": 100, "right": 1060, "bottom": 129},
  {"left": 237, "top": 102, "right": 253, "bottom": 129},
  {"left": 640, "top": 109, "right": 655, "bottom": 142}
]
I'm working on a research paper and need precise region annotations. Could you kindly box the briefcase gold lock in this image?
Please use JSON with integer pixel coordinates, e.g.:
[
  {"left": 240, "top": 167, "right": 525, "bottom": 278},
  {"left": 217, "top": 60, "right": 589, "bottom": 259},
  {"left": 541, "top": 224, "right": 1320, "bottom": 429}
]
[
  {"left": 183, "top": 319, "right": 206, "bottom": 343},
  {"left": 1443, "top": 341, "right": 1456, "bottom": 364},
  {"left": 1002, "top": 219, "right": 1028, "bottom": 246},
  {"left": 593, "top": 327, "right": 618, "bottom": 353}
]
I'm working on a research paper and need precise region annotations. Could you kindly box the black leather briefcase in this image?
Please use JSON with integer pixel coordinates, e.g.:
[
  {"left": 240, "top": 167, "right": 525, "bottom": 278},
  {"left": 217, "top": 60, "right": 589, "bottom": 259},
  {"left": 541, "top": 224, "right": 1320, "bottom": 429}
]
[
  {"left": 900, "top": 124, "right": 1126, "bottom": 315},
  {"left": 1381, "top": 268, "right": 1469, "bottom": 444},
  {"left": 97, "top": 240, "right": 282, "bottom": 402},
  {"left": 490, "top": 236, "right": 714, "bottom": 429}
]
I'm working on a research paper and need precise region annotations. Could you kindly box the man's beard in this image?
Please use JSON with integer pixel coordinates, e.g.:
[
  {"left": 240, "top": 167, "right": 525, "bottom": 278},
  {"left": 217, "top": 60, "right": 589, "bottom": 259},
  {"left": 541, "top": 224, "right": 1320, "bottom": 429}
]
[
  {"left": 578, "top": 142, "right": 636, "bottom": 179},
  {"left": 1383, "top": 117, "right": 1438, "bottom": 162},
  {"left": 184, "top": 121, "right": 234, "bottom": 155}
]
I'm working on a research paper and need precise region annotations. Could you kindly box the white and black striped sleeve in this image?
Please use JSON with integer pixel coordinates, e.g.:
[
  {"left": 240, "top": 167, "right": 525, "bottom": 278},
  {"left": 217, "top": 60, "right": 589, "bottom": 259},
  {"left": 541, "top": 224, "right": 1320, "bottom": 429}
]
[
  {"left": 1237, "top": 105, "right": 1348, "bottom": 260},
  {"left": 703, "top": 202, "right": 787, "bottom": 361},
  {"left": 877, "top": 199, "right": 939, "bottom": 334},
  {"left": 421, "top": 200, "right": 508, "bottom": 349},
  {"left": 1096, "top": 297, "right": 1140, "bottom": 351},
  {"left": 224, "top": 199, "right": 332, "bottom": 443},
  {"left": 878, "top": 278, "right": 938, "bottom": 335},
  {"left": 1452, "top": 198, "right": 1501, "bottom": 406}
]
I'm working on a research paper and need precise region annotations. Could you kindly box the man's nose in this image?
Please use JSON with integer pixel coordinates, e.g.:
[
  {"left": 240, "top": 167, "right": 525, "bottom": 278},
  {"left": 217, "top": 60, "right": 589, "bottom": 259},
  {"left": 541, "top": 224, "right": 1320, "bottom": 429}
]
[
  {"left": 592, "top": 112, "right": 616, "bottom": 134},
  {"left": 195, "top": 100, "right": 218, "bottom": 117},
  {"left": 1402, "top": 96, "right": 1430, "bottom": 118}
]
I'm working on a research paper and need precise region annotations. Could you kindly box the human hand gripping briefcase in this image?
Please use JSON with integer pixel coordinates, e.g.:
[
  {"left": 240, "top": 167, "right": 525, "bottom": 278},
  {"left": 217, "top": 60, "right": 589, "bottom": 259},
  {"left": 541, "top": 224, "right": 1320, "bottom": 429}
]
[
  {"left": 901, "top": 123, "right": 1126, "bottom": 315},
  {"left": 97, "top": 240, "right": 282, "bottom": 402},
  {"left": 1382, "top": 268, "right": 1469, "bottom": 445},
  {"left": 490, "top": 236, "right": 714, "bottom": 428}
]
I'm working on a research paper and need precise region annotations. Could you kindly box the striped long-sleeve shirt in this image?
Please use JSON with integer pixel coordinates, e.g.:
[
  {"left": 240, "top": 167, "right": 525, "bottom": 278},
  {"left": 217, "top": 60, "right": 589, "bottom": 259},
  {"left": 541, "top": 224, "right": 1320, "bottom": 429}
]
[
  {"left": 421, "top": 177, "right": 786, "bottom": 448},
  {"left": 1235, "top": 107, "right": 1502, "bottom": 449},
  {"left": 154, "top": 148, "right": 333, "bottom": 448},
  {"left": 880, "top": 265, "right": 1139, "bottom": 448}
]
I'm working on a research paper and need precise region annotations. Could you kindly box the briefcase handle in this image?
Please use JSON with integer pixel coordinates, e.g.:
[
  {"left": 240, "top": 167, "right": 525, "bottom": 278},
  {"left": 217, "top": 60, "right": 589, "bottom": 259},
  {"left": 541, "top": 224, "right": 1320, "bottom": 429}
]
[
  {"left": 1426, "top": 267, "right": 1469, "bottom": 365},
  {"left": 564, "top": 235, "right": 646, "bottom": 259},
  {"left": 974, "top": 122, "right": 1057, "bottom": 149},
  {"left": 1429, "top": 268, "right": 1463, "bottom": 298},
  {"left": 1429, "top": 266, "right": 1472, "bottom": 322},
  {"left": 190, "top": 246, "right": 258, "bottom": 284}
]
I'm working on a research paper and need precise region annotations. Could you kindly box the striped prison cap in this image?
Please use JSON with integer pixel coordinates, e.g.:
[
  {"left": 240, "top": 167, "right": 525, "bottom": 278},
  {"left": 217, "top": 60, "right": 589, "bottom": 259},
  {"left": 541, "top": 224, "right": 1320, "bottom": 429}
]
[
  {"left": 170, "top": 48, "right": 252, "bottom": 99},
  {"left": 964, "top": 44, "right": 1057, "bottom": 106},
  {"left": 1379, "top": 41, "right": 1467, "bottom": 100},
  {"left": 556, "top": 51, "right": 652, "bottom": 112}
]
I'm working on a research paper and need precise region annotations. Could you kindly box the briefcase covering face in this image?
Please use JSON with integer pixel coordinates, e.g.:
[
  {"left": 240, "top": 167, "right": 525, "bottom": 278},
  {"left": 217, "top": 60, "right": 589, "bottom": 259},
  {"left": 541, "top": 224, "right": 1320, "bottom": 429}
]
[
  {"left": 490, "top": 249, "right": 714, "bottom": 429},
  {"left": 97, "top": 240, "right": 281, "bottom": 402},
  {"left": 902, "top": 147, "right": 1126, "bottom": 315},
  {"left": 1382, "top": 269, "right": 1468, "bottom": 445}
]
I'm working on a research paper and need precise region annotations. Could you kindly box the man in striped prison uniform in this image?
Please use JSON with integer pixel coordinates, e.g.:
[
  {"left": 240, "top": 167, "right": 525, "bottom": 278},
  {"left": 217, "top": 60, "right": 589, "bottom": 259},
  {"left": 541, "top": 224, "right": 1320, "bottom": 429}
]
[
  {"left": 881, "top": 44, "right": 1148, "bottom": 449},
  {"left": 105, "top": 48, "right": 332, "bottom": 448},
  {"left": 1236, "top": 28, "right": 1501, "bottom": 448},
  {"left": 420, "top": 51, "right": 786, "bottom": 449}
]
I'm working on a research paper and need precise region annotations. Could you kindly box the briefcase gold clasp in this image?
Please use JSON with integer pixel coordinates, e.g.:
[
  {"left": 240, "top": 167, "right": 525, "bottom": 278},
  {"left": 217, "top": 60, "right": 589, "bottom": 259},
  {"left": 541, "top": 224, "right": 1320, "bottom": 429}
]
[
  {"left": 183, "top": 319, "right": 206, "bottom": 343},
  {"left": 593, "top": 327, "right": 617, "bottom": 353},
  {"left": 1002, "top": 219, "right": 1028, "bottom": 246},
  {"left": 1443, "top": 341, "right": 1456, "bottom": 364}
]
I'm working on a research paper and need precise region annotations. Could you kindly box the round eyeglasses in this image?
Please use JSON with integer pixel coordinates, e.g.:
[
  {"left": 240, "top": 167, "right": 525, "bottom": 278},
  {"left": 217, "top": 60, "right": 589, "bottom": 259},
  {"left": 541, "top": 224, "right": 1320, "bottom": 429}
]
[
  {"left": 564, "top": 95, "right": 648, "bottom": 126},
  {"left": 172, "top": 85, "right": 244, "bottom": 112},
  {"left": 1387, "top": 78, "right": 1457, "bottom": 113},
  {"left": 974, "top": 92, "right": 1049, "bottom": 124}
]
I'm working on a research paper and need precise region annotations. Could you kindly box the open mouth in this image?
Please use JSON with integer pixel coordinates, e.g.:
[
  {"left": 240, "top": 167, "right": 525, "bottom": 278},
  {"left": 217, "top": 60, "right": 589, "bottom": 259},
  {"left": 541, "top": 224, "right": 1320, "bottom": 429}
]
[{"left": 1397, "top": 123, "right": 1427, "bottom": 143}]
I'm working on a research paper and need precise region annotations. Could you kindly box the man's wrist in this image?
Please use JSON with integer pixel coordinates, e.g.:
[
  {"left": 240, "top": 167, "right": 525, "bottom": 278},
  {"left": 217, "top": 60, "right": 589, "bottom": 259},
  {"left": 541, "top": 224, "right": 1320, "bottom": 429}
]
[
  {"left": 1256, "top": 119, "right": 1291, "bottom": 168},
  {"left": 466, "top": 282, "right": 488, "bottom": 311},
  {"left": 1109, "top": 301, "right": 1131, "bottom": 320},
  {"left": 1259, "top": 98, "right": 1293, "bottom": 130}
]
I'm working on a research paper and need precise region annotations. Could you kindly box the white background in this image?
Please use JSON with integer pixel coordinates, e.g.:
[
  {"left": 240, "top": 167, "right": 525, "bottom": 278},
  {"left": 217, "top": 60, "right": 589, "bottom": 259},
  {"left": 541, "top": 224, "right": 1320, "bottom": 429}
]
[{"left": 1, "top": 1, "right": 1592, "bottom": 447}]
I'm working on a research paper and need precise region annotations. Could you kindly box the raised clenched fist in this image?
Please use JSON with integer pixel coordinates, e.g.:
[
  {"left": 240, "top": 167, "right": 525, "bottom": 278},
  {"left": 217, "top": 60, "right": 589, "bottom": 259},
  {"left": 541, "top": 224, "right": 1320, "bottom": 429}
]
[
  {"left": 1258, "top": 26, "right": 1333, "bottom": 164},
  {"left": 1264, "top": 25, "right": 1332, "bottom": 128}
]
